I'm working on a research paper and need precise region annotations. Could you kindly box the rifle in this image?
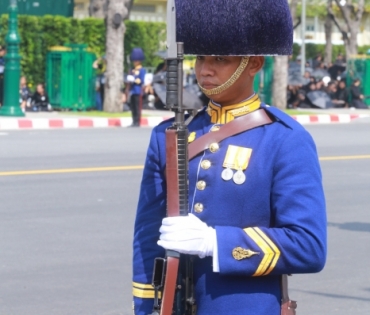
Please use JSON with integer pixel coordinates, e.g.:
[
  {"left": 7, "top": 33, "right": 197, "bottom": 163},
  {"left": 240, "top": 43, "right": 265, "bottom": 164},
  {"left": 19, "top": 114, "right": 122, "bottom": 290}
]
[{"left": 149, "top": 1, "right": 195, "bottom": 315}]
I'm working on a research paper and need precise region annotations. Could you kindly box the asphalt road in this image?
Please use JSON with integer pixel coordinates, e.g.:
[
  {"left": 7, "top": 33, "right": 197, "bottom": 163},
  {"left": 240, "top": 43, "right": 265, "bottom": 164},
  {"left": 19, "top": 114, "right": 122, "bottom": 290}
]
[{"left": 0, "top": 120, "right": 369, "bottom": 315}]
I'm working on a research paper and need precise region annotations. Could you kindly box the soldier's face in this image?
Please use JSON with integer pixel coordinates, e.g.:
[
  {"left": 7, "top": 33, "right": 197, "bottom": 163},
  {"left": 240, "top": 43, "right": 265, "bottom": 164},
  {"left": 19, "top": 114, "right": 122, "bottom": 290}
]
[{"left": 195, "top": 55, "right": 263, "bottom": 106}]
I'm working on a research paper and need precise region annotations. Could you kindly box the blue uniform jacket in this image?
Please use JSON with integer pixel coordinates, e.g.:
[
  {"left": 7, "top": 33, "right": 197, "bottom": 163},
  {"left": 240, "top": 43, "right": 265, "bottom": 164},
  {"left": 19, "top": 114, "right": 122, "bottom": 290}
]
[
  {"left": 130, "top": 65, "right": 146, "bottom": 95},
  {"left": 132, "top": 104, "right": 327, "bottom": 315}
]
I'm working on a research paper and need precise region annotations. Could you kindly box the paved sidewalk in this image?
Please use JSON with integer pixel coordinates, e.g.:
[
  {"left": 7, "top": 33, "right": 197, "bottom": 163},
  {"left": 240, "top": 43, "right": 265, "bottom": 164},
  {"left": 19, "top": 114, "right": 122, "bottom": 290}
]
[{"left": 0, "top": 108, "right": 368, "bottom": 130}]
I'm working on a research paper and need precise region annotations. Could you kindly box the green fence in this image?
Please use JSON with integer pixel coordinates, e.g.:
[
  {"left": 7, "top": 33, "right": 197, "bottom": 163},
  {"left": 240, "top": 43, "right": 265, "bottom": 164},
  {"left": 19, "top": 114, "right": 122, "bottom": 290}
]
[
  {"left": 46, "top": 44, "right": 96, "bottom": 110},
  {"left": 254, "top": 56, "right": 274, "bottom": 105},
  {"left": 0, "top": 0, "right": 74, "bottom": 17},
  {"left": 346, "top": 57, "right": 370, "bottom": 106}
]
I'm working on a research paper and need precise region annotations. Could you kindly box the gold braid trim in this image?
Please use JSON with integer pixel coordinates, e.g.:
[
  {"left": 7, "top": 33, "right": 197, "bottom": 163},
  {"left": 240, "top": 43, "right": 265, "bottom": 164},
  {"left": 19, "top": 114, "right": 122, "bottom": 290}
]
[{"left": 198, "top": 57, "right": 250, "bottom": 96}]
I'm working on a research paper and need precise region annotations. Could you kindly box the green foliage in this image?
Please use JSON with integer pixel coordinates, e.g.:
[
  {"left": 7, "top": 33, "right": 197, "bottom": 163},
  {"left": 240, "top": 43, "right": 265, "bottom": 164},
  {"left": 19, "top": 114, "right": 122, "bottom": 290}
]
[
  {"left": 0, "top": 15, "right": 166, "bottom": 87},
  {"left": 124, "top": 21, "right": 166, "bottom": 70},
  {"left": 292, "top": 42, "right": 370, "bottom": 62},
  {"left": 296, "top": 1, "right": 370, "bottom": 18}
]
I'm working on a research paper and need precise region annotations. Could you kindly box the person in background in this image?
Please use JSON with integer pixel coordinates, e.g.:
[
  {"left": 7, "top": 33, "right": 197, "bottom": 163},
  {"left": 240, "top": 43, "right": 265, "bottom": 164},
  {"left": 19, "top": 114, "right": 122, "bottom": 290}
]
[
  {"left": 19, "top": 76, "right": 32, "bottom": 112},
  {"left": 143, "top": 69, "right": 155, "bottom": 109},
  {"left": 302, "top": 77, "right": 316, "bottom": 93},
  {"left": 334, "top": 53, "right": 346, "bottom": 67},
  {"left": 315, "top": 79, "right": 325, "bottom": 91},
  {"left": 93, "top": 55, "right": 107, "bottom": 111},
  {"left": 312, "top": 54, "right": 323, "bottom": 69},
  {"left": 350, "top": 78, "right": 368, "bottom": 109},
  {"left": 287, "top": 84, "right": 302, "bottom": 108},
  {"left": 127, "top": 48, "right": 146, "bottom": 127},
  {"left": 0, "top": 46, "right": 6, "bottom": 106},
  {"left": 31, "top": 83, "right": 52, "bottom": 112},
  {"left": 326, "top": 81, "right": 337, "bottom": 100},
  {"left": 332, "top": 80, "right": 349, "bottom": 108}
]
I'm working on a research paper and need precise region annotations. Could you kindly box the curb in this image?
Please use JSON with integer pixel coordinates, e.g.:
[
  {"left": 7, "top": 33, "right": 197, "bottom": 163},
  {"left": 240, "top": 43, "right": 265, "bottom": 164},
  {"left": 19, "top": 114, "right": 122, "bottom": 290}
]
[
  {"left": 0, "top": 116, "right": 171, "bottom": 130},
  {"left": 291, "top": 114, "right": 369, "bottom": 125},
  {"left": 0, "top": 114, "right": 368, "bottom": 130}
]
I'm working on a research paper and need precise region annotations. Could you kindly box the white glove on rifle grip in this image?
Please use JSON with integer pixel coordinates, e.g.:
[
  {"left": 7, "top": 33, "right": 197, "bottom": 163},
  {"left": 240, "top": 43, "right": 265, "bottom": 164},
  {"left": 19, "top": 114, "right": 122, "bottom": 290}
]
[
  {"left": 158, "top": 213, "right": 216, "bottom": 259},
  {"left": 127, "top": 75, "right": 135, "bottom": 83}
]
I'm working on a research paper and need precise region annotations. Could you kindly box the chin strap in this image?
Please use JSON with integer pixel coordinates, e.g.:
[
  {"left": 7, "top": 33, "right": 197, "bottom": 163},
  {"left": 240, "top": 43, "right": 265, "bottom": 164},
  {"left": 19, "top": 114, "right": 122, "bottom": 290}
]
[{"left": 198, "top": 56, "right": 250, "bottom": 96}]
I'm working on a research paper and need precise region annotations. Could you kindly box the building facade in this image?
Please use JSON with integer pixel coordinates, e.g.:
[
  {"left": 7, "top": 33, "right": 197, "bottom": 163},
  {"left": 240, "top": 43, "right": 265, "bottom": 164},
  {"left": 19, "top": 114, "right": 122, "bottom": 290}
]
[
  {"left": 73, "top": 1, "right": 370, "bottom": 46},
  {"left": 74, "top": 0, "right": 166, "bottom": 22},
  {"left": 295, "top": 16, "right": 370, "bottom": 47}
]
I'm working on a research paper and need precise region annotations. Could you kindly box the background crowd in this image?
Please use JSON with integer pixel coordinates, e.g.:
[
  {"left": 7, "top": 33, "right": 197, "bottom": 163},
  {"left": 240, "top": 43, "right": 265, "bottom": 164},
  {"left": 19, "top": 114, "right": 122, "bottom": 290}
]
[
  {"left": 287, "top": 53, "right": 369, "bottom": 110},
  {"left": 1, "top": 44, "right": 369, "bottom": 113}
]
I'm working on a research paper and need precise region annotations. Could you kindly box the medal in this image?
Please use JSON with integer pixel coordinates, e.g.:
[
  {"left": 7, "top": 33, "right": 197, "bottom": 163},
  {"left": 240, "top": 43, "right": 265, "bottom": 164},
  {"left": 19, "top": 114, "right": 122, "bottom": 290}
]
[
  {"left": 223, "top": 145, "right": 252, "bottom": 184},
  {"left": 221, "top": 168, "right": 234, "bottom": 181},
  {"left": 233, "top": 169, "right": 246, "bottom": 185}
]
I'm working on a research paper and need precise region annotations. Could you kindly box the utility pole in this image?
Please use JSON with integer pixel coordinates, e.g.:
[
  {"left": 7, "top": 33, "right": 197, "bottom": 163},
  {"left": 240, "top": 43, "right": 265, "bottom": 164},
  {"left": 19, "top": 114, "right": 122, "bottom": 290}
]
[
  {"left": 301, "top": 0, "right": 306, "bottom": 76},
  {"left": 0, "top": 0, "right": 24, "bottom": 117}
]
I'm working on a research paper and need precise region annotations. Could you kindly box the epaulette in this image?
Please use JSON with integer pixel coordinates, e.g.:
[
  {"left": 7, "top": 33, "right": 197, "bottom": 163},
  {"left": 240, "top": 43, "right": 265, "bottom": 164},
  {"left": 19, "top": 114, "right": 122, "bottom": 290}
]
[{"left": 262, "top": 104, "right": 305, "bottom": 131}]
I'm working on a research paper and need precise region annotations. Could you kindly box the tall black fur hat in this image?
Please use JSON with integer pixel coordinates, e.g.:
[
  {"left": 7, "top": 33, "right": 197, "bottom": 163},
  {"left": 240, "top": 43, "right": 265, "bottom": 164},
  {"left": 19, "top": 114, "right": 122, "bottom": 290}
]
[{"left": 176, "top": 0, "right": 293, "bottom": 56}]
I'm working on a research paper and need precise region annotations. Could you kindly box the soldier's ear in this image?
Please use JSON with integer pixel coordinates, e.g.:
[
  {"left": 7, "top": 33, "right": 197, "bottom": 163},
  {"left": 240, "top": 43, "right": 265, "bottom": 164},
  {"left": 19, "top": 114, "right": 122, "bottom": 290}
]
[{"left": 248, "top": 56, "right": 265, "bottom": 77}]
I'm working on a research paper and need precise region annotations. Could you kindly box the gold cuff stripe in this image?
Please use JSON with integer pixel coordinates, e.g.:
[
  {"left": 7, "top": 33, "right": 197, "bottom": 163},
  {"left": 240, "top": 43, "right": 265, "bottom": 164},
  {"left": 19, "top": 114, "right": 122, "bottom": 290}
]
[
  {"left": 133, "top": 287, "right": 160, "bottom": 299},
  {"left": 253, "top": 227, "right": 281, "bottom": 275},
  {"left": 244, "top": 227, "right": 279, "bottom": 276},
  {"left": 132, "top": 282, "right": 162, "bottom": 299},
  {"left": 132, "top": 282, "right": 153, "bottom": 289},
  {"left": 244, "top": 228, "right": 275, "bottom": 276}
]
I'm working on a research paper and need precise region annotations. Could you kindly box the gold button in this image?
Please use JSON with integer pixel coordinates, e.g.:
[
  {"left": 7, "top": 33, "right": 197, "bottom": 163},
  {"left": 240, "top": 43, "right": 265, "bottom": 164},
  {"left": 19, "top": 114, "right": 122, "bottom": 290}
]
[
  {"left": 196, "top": 180, "right": 206, "bottom": 190},
  {"left": 188, "top": 132, "right": 196, "bottom": 143},
  {"left": 211, "top": 125, "right": 221, "bottom": 132},
  {"left": 209, "top": 143, "right": 219, "bottom": 153},
  {"left": 201, "top": 160, "right": 211, "bottom": 170},
  {"left": 194, "top": 203, "right": 204, "bottom": 213}
]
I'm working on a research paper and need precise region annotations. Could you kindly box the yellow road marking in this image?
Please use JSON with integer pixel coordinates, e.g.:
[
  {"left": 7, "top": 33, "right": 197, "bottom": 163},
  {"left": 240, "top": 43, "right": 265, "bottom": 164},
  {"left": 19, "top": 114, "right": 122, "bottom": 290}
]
[
  {"left": 0, "top": 165, "right": 144, "bottom": 176},
  {"left": 0, "top": 155, "right": 369, "bottom": 177},
  {"left": 319, "top": 155, "right": 370, "bottom": 161}
]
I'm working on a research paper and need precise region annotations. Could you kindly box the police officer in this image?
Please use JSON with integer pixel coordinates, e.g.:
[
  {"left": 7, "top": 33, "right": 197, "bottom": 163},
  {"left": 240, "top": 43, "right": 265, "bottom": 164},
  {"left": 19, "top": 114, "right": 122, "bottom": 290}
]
[
  {"left": 127, "top": 48, "right": 146, "bottom": 127},
  {"left": 132, "top": 1, "right": 327, "bottom": 314}
]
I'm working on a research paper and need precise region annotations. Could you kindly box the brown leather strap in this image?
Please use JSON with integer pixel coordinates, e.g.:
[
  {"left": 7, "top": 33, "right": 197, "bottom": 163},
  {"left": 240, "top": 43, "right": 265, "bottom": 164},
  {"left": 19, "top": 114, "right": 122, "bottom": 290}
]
[
  {"left": 188, "top": 109, "right": 273, "bottom": 161},
  {"left": 160, "top": 255, "right": 180, "bottom": 315},
  {"left": 281, "top": 274, "right": 290, "bottom": 303},
  {"left": 281, "top": 274, "right": 297, "bottom": 315},
  {"left": 165, "top": 129, "right": 180, "bottom": 217}
]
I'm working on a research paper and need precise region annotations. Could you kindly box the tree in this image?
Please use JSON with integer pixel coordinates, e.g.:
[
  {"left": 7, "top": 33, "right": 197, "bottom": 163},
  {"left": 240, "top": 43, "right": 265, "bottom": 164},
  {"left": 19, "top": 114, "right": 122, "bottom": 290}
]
[
  {"left": 324, "top": 0, "right": 334, "bottom": 65},
  {"left": 272, "top": 0, "right": 298, "bottom": 110},
  {"left": 290, "top": 0, "right": 302, "bottom": 29},
  {"left": 328, "top": 0, "right": 366, "bottom": 57},
  {"left": 89, "top": 0, "right": 108, "bottom": 18},
  {"left": 104, "top": 0, "right": 131, "bottom": 112},
  {"left": 89, "top": 0, "right": 133, "bottom": 112}
]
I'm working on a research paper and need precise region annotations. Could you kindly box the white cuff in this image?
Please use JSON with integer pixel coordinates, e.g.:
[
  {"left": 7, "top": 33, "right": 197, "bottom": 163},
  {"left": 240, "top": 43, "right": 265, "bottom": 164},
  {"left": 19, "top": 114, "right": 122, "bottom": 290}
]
[{"left": 212, "top": 229, "right": 220, "bottom": 272}]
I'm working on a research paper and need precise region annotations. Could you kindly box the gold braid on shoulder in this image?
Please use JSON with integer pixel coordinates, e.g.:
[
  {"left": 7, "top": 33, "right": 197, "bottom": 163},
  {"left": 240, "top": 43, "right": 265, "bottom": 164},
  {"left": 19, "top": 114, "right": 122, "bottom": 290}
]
[{"left": 198, "top": 56, "right": 250, "bottom": 96}]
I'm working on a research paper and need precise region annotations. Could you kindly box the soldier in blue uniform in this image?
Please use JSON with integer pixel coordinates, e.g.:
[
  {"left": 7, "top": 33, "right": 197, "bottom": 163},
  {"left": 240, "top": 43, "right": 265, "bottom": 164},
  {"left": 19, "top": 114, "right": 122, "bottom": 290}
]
[
  {"left": 132, "top": 1, "right": 327, "bottom": 314},
  {"left": 128, "top": 48, "right": 146, "bottom": 127}
]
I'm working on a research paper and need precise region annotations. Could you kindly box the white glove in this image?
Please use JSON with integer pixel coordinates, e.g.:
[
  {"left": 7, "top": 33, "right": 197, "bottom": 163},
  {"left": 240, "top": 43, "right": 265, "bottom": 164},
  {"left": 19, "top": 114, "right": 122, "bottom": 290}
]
[
  {"left": 127, "top": 75, "right": 135, "bottom": 83},
  {"left": 158, "top": 214, "right": 216, "bottom": 258}
]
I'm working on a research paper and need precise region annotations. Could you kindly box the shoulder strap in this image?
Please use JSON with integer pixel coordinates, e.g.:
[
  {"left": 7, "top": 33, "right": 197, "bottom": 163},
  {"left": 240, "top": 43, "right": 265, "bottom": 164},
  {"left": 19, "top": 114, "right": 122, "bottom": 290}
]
[{"left": 188, "top": 109, "right": 273, "bottom": 161}]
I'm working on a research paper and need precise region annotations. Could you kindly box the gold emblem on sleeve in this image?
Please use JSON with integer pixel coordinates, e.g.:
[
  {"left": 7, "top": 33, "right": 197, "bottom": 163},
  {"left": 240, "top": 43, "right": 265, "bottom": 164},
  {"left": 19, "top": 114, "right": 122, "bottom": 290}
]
[{"left": 232, "top": 247, "right": 260, "bottom": 260}]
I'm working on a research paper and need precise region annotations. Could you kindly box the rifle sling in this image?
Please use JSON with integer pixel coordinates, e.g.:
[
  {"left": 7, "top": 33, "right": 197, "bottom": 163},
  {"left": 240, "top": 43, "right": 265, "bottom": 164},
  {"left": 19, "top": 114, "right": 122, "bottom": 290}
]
[{"left": 188, "top": 109, "right": 273, "bottom": 161}]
